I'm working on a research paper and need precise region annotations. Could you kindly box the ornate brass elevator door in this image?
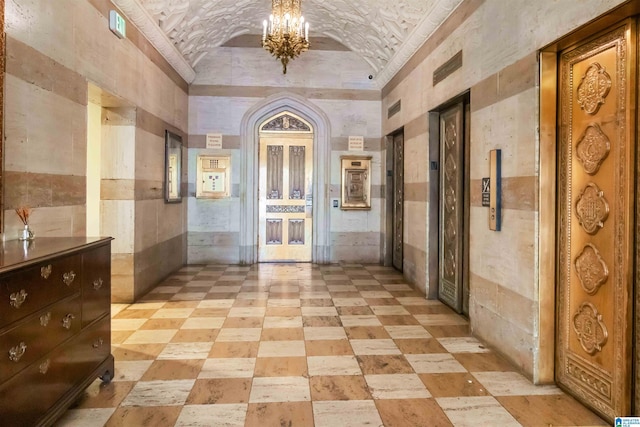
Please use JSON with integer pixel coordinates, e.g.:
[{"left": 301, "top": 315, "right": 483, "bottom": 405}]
[
  {"left": 438, "top": 102, "right": 468, "bottom": 314},
  {"left": 392, "top": 132, "right": 404, "bottom": 271},
  {"left": 258, "top": 132, "right": 313, "bottom": 262},
  {"left": 556, "top": 21, "right": 635, "bottom": 420}
]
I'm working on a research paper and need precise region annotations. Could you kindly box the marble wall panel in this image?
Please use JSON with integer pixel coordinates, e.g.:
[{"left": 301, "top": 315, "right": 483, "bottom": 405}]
[
  {"left": 101, "top": 199, "right": 135, "bottom": 253},
  {"left": 4, "top": 75, "right": 87, "bottom": 176},
  {"left": 313, "top": 99, "right": 381, "bottom": 138},
  {"left": 135, "top": 128, "right": 164, "bottom": 182},
  {"left": 101, "top": 125, "right": 136, "bottom": 180},
  {"left": 469, "top": 88, "right": 538, "bottom": 179},
  {"left": 193, "top": 48, "right": 377, "bottom": 90},
  {"left": 404, "top": 201, "right": 427, "bottom": 249},
  {"left": 188, "top": 96, "right": 258, "bottom": 135},
  {"left": 3, "top": 205, "right": 86, "bottom": 239},
  {"left": 468, "top": 206, "right": 536, "bottom": 301},
  {"left": 134, "top": 234, "right": 185, "bottom": 300},
  {"left": 403, "top": 243, "right": 428, "bottom": 295},
  {"left": 157, "top": 200, "right": 185, "bottom": 243},
  {"left": 134, "top": 199, "right": 159, "bottom": 252}
]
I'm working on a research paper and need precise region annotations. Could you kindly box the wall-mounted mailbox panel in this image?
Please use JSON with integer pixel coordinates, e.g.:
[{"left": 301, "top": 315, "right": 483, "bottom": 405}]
[
  {"left": 341, "top": 156, "right": 372, "bottom": 210},
  {"left": 197, "top": 155, "right": 231, "bottom": 199}
]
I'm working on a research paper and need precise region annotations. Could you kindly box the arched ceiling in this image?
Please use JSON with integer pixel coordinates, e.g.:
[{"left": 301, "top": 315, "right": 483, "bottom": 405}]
[{"left": 114, "top": 0, "right": 463, "bottom": 86}]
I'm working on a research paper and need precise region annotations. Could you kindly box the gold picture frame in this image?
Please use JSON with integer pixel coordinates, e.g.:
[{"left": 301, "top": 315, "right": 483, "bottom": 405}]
[{"left": 340, "top": 156, "right": 372, "bottom": 210}]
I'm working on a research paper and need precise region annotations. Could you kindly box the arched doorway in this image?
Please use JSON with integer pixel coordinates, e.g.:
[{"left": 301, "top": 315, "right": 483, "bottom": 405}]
[{"left": 239, "top": 92, "right": 331, "bottom": 264}]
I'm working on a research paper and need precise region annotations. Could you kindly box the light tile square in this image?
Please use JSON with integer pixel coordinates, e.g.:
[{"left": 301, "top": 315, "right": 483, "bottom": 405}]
[
  {"left": 437, "top": 337, "right": 492, "bottom": 353},
  {"left": 364, "top": 374, "right": 431, "bottom": 399},
  {"left": 198, "top": 300, "right": 235, "bottom": 308},
  {"left": 199, "top": 358, "right": 256, "bottom": 378},
  {"left": 258, "top": 340, "right": 306, "bottom": 357},
  {"left": 216, "top": 328, "right": 262, "bottom": 342},
  {"left": 370, "top": 305, "right": 410, "bottom": 315},
  {"left": 55, "top": 408, "right": 116, "bottom": 426},
  {"left": 158, "top": 342, "right": 213, "bottom": 360},
  {"left": 333, "top": 298, "right": 368, "bottom": 307},
  {"left": 113, "top": 360, "right": 153, "bottom": 381},
  {"left": 437, "top": 396, "right": 521, "bottom": 427},
  {"left": 303, "top": 327, "right": 348, "bottom": 341},
  {"left": 301, "top": 306, "right": 338, "bottom": 316},
  {"left": 249, "top": 377, "right": 311, "bottom": 402},
  {"left": 326, "top": 285, "right": 358, "bottom": 292},
  {"left": 405, "top": 354, "right": 467, "bottom": 373},
  {"left": 472, "top": 371, "right": 564, "bottom": 396},
  {"left": 124, "top": 329, "right": 177, "bottom": 344},
  {"left": 384, "top": 325, "right": 432, "bottom": 339},
  {"left": 171, "top": 292, "right": 207, "bottom": 301},
  {"left": 359, "top": 291, "right": 393, "bottom": 298},
  {"left": 340, "top": 315, "right": 382, "bottom": 327},
  {"left": 263, "top": 316, "right": 303, "bottom": 328},
  {"left": 307, "top": 356, "right": 362, "bottom": 376},
  {"left": 313, "top": 400, "right": 383, "bottom": 427},
  {"left": 181, "top": 317, "right": 226, "bottom": 329},
  {"left": 151, "top": 308, "right": 195, "bottom": 319},
  {"left": 127, "top": 302, "right": 165, "bottom": 310},
  {"left": 267, "top": 299, "right": 301, "bottom": 307},
  {"left": 350, "top": 339, "right": 401, "bottom": 355},
  {"left": 414, "top": 314, "right": 469, "bottom": 325},
  {"left": 228, "top": 307, "right": 266, "bottom": 317},
  {"left": 121, "top": 379, "right": 195, "bottom": 406},
  {"left": 175, "top": 404, "right": 247, "bottom": 427},
  {"left": 112, "top": 319, "right": 148, "bottom": 331},
  {"left": 396, "top": 297, "right": 432, "bottom": 306}
]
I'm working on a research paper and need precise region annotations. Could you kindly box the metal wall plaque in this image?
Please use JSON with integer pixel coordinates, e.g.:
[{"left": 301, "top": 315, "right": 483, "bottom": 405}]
[
  {"left": 489, "top": 149, "right": 501, "bottom": 231},
  {"left": 481, "top": 178, "right": 490, "bottom": 207}
]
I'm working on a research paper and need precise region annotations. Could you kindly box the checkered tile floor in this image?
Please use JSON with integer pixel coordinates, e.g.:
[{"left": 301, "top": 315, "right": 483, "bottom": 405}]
[{"left": 55, "top": 264, "right": 606, "bottom": 426}]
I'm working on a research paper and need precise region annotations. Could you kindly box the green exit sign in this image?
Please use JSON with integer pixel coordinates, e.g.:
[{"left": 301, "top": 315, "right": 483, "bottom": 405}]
[{"left": 109, "top": 10, "right": 126, "bottom": 39}]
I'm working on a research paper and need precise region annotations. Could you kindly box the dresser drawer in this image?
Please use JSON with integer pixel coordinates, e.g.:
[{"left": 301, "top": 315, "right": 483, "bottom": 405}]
[
  {"left": 0, "top": 315, "right": 111, "bottom": 427},
  {"left": 0, "top": 294, "right": 81, "bottom": 383},
  {"left": 82, "top": 244, "right": 111, "bottom": 327},
  {"left": 0, "top": 253, "right": 83, "bottom": 328}
]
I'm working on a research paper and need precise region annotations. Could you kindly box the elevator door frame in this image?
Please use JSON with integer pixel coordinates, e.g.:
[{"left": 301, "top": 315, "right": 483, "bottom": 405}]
[
  {"left": 540, "top": 0, "right": 640, "bottom": 416},
  {"left": 428, "top": 93, "right": 470, "bottom": 314}
]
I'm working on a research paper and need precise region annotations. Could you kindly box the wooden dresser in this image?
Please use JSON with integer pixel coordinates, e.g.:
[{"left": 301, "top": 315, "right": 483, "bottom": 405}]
[{"left": 0, "top": 237, "right": 114, "bottom": 426}]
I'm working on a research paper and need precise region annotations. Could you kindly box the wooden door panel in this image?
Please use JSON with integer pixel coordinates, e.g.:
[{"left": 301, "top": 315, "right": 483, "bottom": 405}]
[
  {"left": 392, "top": 133, "right": 404, "bottom": 271},
  {"left": 259, "top": 136, "right": 313, "bottom": 262},
  {"left": 557, "top": 21, "right": 634, "bottom": 421},
  {"left": 438, "top": 103, "right": 464, "bottom": 312}
]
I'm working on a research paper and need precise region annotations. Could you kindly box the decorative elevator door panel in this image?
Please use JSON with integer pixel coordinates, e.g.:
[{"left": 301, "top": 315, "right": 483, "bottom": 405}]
[
  {"left": 438, "top": 102, "right": 465, "bottom": 313},
  {"left": 557, "top": 21, "right": 634, "bottom": 421},
  {"left": 392, "top": 132, "right": 404, "bottom": 271},
  {"left": 258, "top": 135, "right": 313, "bottom": 261}
]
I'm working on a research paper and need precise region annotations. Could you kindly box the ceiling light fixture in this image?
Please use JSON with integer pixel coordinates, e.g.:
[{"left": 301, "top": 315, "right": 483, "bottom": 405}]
[{"left": 262, "top": 0, "right": 310, "bottom": 74}]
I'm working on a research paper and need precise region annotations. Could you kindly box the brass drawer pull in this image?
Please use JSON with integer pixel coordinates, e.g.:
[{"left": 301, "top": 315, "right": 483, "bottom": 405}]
[
  {"left": 39, "top": 359, "right": 50, "bottom": 375},
  {"left": 93, "top": 278, "right": 104, "bottom": 290},
  {"left": 40, "top": 312, "right": 51, "bottom": 327},
  {"left": 9, "top": 342, "right": 27, "bottom": 362},
  {"left": 9, "top": 290, "right": 28, "bottom": 309},
  {"left": 92, "top": 338, "right": 104, "bottom": 349},
  {"left": 62, "top": 313, "right": 75, "bottom": 330},
  {"left": 41, "top": 264, "right": 52, "bottom": 279},
  {"left": 62, "top": 271, "right": 76, "bottom": 286}
]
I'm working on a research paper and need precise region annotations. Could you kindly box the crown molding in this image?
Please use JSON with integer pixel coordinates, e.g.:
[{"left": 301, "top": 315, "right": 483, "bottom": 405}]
[
  {"left": 112, "top": 0, "right": 196, "bottom": 84},
  {"left": 374, "top": 0, "right": 464, "bottom": 88}
]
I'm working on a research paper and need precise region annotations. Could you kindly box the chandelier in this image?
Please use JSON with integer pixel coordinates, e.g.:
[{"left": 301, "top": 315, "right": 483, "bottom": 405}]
[{"left": 262, "top": 0, "right": 310, "bottom": 74}]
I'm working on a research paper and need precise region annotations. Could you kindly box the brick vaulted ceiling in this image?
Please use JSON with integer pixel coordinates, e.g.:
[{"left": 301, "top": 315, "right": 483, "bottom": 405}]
[{"left": 112, "top": 0, "right": 464, "bottom": 87}]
